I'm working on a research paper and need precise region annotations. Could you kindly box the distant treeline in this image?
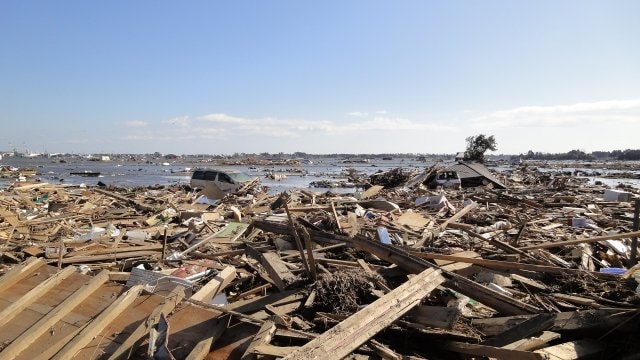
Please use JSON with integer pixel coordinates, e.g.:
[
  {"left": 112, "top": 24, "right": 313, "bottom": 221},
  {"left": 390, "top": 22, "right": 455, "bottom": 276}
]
[{"left": 521, "top": 149, "right": 640, "bottom": 161}]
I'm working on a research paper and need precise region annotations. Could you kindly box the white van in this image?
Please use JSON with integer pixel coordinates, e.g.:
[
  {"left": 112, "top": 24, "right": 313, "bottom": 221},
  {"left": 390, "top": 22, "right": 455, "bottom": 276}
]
[
  {"left": 434, "top": 171, "right": 462, "bottom": 189},
  {"left": 190, "top": 169, "right": 256, "bottom": 195}
]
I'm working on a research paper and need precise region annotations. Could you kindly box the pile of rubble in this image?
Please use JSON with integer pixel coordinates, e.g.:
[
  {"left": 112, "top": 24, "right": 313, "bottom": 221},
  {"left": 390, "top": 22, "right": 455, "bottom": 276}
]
[{"left": 0, "top": 163, "right": 639, "bottom": 359}]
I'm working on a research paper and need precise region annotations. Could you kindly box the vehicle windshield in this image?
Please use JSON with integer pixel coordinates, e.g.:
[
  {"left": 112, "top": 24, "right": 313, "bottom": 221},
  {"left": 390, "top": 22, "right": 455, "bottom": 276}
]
[{"left": 228, "top": 172, "right": 252, "bottom": 183}]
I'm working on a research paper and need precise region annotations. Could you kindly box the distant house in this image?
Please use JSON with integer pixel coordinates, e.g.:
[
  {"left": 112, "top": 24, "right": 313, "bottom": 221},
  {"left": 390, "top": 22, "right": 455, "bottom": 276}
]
[
  {"left": 445, "top": 161, "right": 506, "bottom": 189},
  {"left": 454, "top": 152, "right": 466, "bottom": 161}
]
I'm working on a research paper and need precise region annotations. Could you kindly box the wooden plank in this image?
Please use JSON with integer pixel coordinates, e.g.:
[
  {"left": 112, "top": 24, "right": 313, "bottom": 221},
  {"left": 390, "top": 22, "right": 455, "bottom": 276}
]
[
  {"left": 261, "top": 252, "right": 297, "bottom": 291},
  {"left": 227, "top": 290, "right": 304, "bottom": 314},
  {"left": 185, "top": 314, "right": 230, "bottom": 360},
  {"left": 253, "top": 344, "right": 298, "bottom": 357},
  {"left": 0, "top": 270, "right": 110, "bottom": 360},
  {"left": 183, "top": 266, "right": 236, "bottom": 360},
  {"left": 445, "top": 341, "right": 546, "bottom": 360},
  {"left": 0, "top": 257, "right": 44, "bottom": 293},
  {"left": 0, "top": 266, "right": 76, "bottom": 328},
  {"left": 55, "top": 250, "right": 160, "bottom": 264},
  {"left": 432, "top": 250, "right": 480, "bottom": 274},
  {"left": 241, "top": 319, "right": 277, "bottom": 360},
  {"left": 410, "top": 251, "right": 610, "bottom": 277},
  {"left": 521, "top": 230, "right": 640, "bottom": 250},
  {"left": 405, "top": 305, "right": 460, "bottom": 330},
  {"left": 534, "top": 339, "right": 605, "bottom": 360},
  {"left": 51, "top": 284, "right": 144, "bottom": 359},
  {"left": 107, "top": 286, "right": 186, "bottom": 360},
  {"left": 283, "top": 268, "right": 445, "bottom": 360},
  {"left": 65, "top": 244, "right": 162, "bottom": 257},
  {"left": 482, "top": 313, "right": 554, "bottom": 347},
  {"left": 357, "top": 259, "right": 391, "bottom": 293},
  {"left": 284, "top": 200, "right": 310, "bottom": 274},
  {"left": 191, "top": 266, "right": 236, "bottom": 303},
  {"left": 471, "top": 309, "right": 633, "bottom": 336},
  {"left": 108, "top": 271, "right": 131, "bottom": 282},
  {"left": 504, "top": 331, "right": 561, "bottom": 352},
  {"left": 441, "top": 202, "right": 478, "bottom": 229},
  {"left": 301, "top": 227, "right": 317, "bottom": 281},
  {"left": 466, "top": 229, "right": 538, "bottom": 260},
  {"left": 552, "top": 293, "right": 601, "bottom": 308},
  {"left": 345, "top": 233, "right": 539, "bottom": 315}
]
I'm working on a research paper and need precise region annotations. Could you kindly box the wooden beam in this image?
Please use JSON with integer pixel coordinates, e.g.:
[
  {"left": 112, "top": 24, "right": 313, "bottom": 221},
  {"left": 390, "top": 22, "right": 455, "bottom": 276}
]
[
  {"left": 0, "top": 257, "right": 44, "bottom": 293},
  {"left": 53, "top": 250, "right": 160, "bottom": 264},
  {"left": 441, "top": 202, "right": 478, "bottom": 229},
  {"left": 185, "top": 314, "right": 231, "bottom": 360},
  {"left": 51, "top": 284, "right": 144, "bottom": 359},
  {"left": 261, "top": 252, "right": 297, "bottom": 291},
  {"left": 191, "top": 266, "right": 236, "bottom": 303},
  {"left": 0, "top": 270, "right": 110, "bottom": 360},
  {"left": 405, "top": 305, "right": 460, "bottom": 330},
  {"left": 283, "top": 268, "right": 445, "bottom": 360},
  {"left": 241, "top": 319, "right": 277, "bottom": 360},
  {"left": 520, "top": 230, "right": 640, "bottom": 250},
  {"left": 184, "top": 266, "right": 237, "bottom": 360},
  {"left": 482, "top": 313, "right": 554, "bottom": 347},
  {"left": 107, "top": 287, "right": 186, "bottom": 360},
  {"left": 465, "top": 229, "right": 537, "bottom": 260},
  {"left": 357, "top": 259, "right": 391, "bottom": 293},
  {"left": 301, "top": 227, "right": 317, "bottom": 281},
  {"left": 534, "top": 339, "right": 605, "bottom": 360},
  {"left": 471, "top": 309, "right": 634, "bottom": 336},
  {"left": 504, "top": 331, "right": 561, "bottom": 352},
  {"left": 284, "top": 200, "right": 310, "bottom": 275},
  {"left": 0, "top": 266, "right": 76, "bottom": 328},
  {"left": 445, "top": 341, "right": 546, "bottom": 360},
  {"left": 65, "top": 244, "right": 162, "bottom": 257},
  {"left": 346, "top": 235, "right": 539, "bottom": 315},
  {"left": 410, "top": 251, "right": 610, "bottom": 278}
]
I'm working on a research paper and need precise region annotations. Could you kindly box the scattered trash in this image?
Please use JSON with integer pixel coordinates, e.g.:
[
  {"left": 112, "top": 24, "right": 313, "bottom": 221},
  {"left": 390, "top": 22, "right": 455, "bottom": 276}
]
[{"left": 0, "top": 162, "right": 639, "bottom": 359}]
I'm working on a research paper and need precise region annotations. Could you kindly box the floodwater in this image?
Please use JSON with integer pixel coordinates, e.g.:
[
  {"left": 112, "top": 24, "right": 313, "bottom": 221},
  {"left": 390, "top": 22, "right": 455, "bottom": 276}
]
[
  {"left": 0, "top": 156, "right": 434, "bottom": 193},
  {"left": 2, "top": 156, "right": 639, "bottom": 192}
]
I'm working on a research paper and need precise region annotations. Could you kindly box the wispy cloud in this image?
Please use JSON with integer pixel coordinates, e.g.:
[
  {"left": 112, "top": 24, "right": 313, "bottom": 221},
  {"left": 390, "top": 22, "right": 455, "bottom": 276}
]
[
  {"left": 162, "top": 116, "right": 191, "bottom": 127},
  {"left": 472, "top": 99, "right": 640, "bottom": 128},
  {"left": 346, "top": 111, "right": 369, "bottom": 117},
  {"left": 122, "top": 111, "right": 457, "bottom": 142},
  {"left": 199, "top": 113, "right": 456, "bottom": 136},
  {"left": 124, "top": 120, "right": 149, "bottom": 127}
]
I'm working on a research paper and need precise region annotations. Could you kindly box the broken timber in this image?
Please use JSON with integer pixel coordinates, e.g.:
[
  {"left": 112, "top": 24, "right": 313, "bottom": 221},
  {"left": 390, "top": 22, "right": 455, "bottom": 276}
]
[{"left": 283, "top": 268, "right": 445, "bottom": 360}]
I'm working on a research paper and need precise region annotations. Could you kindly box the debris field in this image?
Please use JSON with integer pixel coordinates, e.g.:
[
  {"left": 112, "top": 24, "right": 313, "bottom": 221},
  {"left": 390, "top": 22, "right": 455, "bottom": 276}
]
[{"left": 0, "top": 162, "right": 639, "bottom": 359}]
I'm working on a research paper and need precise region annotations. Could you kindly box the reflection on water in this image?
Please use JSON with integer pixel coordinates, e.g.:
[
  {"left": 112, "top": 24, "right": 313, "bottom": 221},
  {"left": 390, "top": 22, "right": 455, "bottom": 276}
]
[
  {"left": 0, "top": 157, "right": 436, "bottom": 193},
  {"left": 3, "top": 157, "right": 638, "bottom": 191}
]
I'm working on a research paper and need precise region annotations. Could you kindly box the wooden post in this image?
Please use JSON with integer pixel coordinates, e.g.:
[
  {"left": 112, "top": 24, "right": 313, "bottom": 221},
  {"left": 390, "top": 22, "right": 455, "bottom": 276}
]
[
  {"left": 162, "top": 227, "right": 168, "bottom": 264},
  {"left": 631, "top": 199, "right": 639, "bottom": 266},
  {"left": 301, "top": 227, "right": 317, "bottom": 281},
  {"left": 57, "top": 237, "right": 64, "bottom": 269},
  {"left": 283, "top": 196, "right": 310, "bottom": 275}
]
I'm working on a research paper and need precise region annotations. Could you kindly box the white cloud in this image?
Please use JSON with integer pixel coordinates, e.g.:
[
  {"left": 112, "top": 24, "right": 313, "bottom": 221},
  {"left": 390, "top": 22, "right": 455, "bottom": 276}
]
[
  {"left": 472, "top": 99, "right": 640, "bottom": 128},
  {"left": 374, "top": 110, "right": 388, "bottom": 115},
  {"left": 122, "top": 112, "right": 457, "bottom": 145},
  {"left": 346, "top": 111, "right": 369, "bottom": 117},
  {"left": 124, "top": 120, "right": 149, "bottom": 127},
  {"left": 162, "top": 116, "right": 191, "bottom": 127},
  {"left": 195, "top": 113, "right": 456, "bottom": 137}
]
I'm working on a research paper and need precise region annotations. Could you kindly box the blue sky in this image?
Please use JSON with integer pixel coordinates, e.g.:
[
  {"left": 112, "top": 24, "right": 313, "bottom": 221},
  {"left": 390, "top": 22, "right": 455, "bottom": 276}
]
[{"left": 1, "top": 1, "right": 639, "bottom": 155}]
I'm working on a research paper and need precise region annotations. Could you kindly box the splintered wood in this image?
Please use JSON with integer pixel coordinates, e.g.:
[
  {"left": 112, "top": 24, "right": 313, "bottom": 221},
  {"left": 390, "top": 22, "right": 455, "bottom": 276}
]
[{"left": 0, "top": 161, "right": 639, "bottom": 359}]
